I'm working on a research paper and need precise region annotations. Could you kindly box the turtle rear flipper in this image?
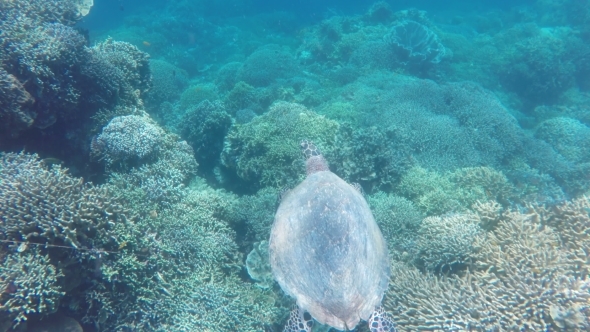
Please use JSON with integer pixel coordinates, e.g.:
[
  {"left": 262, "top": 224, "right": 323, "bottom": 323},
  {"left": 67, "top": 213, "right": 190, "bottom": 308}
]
[
  {"left": 368, "top": 307, "right": 397, "bottom": 332},
  {"left": 284, "top": 307, "right": 314, "bottom": 332}
]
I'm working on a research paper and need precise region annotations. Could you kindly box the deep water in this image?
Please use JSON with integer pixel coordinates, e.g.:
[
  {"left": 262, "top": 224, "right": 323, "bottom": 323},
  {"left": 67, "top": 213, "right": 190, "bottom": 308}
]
[{"left": 1, "top": 0, "right": 590, "bottom": 331}]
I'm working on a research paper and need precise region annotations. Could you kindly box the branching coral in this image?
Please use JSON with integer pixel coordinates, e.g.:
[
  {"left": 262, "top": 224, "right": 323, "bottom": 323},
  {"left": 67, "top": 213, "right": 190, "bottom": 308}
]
[
  {"left": 415, "top": 213, "right": 482, "bottom": 272},
  {"left": 0, "top": 249, "right": 65, "bottom": 327},
  {"left": 93, "top": 114, "right": 166, "bottom": 163},
  {"left": 0, "top": 68, "right": 35, "bottom": 138},
  {"left": 384, "top": 198, "right": 590, "bottom": 331},
  {"left": 0, "top": 152, "right": 128, "bottom": 249},
  {"left": 221, "top": 101, "right": 339, "bottom": 189},
  {"left": 367, "top": 193, "right": 423, "bottom": 258},
  {"left": 0, "top": 152, "right": 132, "bottom": 329},
  {"left": 326, "top": 124, "right": 412, "bottom": 193}
]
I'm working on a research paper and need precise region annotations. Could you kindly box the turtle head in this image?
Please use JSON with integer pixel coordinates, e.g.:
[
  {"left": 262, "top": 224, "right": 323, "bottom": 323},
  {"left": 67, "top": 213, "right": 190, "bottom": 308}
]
[{"left": 300, "top": 140, "right": 329, "bottom": 175}]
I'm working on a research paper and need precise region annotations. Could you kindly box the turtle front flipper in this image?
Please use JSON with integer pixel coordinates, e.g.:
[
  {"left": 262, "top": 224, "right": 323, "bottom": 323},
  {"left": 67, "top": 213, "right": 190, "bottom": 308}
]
[
  {"left": 368, "top": 307, "right": 397, "bottom": 332},
  {"left": 284, "top": 306, "right": 314, "bottom": 332}
]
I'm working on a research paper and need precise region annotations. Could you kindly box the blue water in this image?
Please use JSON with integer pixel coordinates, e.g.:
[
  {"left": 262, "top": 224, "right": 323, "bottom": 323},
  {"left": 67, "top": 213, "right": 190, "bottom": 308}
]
[{"left": 1, "top": 0, "right": 589, "bottom": 331}]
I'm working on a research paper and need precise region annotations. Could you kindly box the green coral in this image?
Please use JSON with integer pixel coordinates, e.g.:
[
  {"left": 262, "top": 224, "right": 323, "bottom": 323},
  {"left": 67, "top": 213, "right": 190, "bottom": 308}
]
[
  {"left": 367, "top": 192, "right": 423, "bottom": 258},
  {"left": 398, "top": 166, "right": 517, "bottom": 215},
  {"left": 233, "top": 187, "right": 279, "bottom": 242},
  {"left": 179, "top": 83, "right": 219, "bottom": 111},
  {"left": 535, "top": 117, "right": 590, "bottom": 164},
  {"left": 85, "top": 176, "right": 283, "bottom": 331},
  {"left": 179, "top": 100, "right": 232, "bottom": 172},
  {"left": 221, "top": 101, "right": 339, "bottom": 189}
]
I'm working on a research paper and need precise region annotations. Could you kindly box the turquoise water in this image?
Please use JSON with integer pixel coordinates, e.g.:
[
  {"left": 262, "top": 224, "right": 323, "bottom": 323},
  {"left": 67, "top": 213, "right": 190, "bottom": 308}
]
[{"left": 1, "top": 0, "right": 589, "bottom": 331}]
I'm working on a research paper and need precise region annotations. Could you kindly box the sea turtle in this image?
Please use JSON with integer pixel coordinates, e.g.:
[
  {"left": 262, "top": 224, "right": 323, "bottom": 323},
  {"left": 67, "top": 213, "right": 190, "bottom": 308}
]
[{"left": 269, "top": 140, "right": 396, "bottom": 332}]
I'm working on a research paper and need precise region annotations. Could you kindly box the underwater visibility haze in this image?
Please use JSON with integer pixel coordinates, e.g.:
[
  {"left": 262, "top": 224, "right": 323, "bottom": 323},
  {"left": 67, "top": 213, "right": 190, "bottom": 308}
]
[{"left": 1, "top": 0, "right": 590, "bottom": 331}]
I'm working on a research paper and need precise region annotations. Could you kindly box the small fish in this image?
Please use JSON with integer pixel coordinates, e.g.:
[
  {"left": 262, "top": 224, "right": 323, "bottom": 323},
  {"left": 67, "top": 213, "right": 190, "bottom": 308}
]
[
  {"left": 16, "top": 242, "right": 27, "bottom": 252},
  {"left": 118, "top": 241, "right": 128, "bottom": 250},
  {"left": 142, "top": 41, "right": 151, "bottom": 47}
]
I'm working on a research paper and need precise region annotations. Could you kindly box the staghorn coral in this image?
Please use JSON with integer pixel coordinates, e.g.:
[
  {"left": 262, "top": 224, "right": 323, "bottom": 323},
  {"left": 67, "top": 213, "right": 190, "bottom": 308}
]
[
  {"left": 384, "top": 199, "right": 590, "bottom": 331},
  {"left": 0, "top": 152, "right": 127, "bottom": 249},
  {"left": 89, "top": 38, "right": 151, "bottom": 95},
  {"left": 108, "top": 139, "right": 198, "bottom": 207},
  {"left": 85, "top": 175, "right": 283, "bottom": 331},
  {"left": 0, "top": 249, "right": 65, "bottom": 327},
  {"left": 0, "top": 0, "right": 90, "bottom": 28},
  {"left": 0, "top": 152, "right": 133, "bottom": 329}
]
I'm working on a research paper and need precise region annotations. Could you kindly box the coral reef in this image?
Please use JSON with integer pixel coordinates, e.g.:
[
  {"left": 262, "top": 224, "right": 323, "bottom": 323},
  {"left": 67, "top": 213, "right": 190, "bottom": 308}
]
[
  {"left": 92, "top": 114, "right": 166, "bottom": 164},
  {"left": 0, "top": 152, "right": 131, "bottom": 328},
  {"left": 339, "top": 74, "right": 524, "bottom": 173},
  {"left": 231, "top": 187, "right": 279, "bottom": 242},
  {"left": 83, "top": 177, "right": 283, "bottom": 331},
  {"left": 495, "top": 25, "right": 581, "bottom": 105},
  {"left": 385, "top": 198, "right": 590, "bottom": 331},
  {"left": 236, "top": 45, "right": 300, "bottom": 87},
  {"left": 415, "top": 213, "right": 482, "bottom": 272},
  {"left": 0, "top": 153, "right": 127, "bottom": 249},
  {"left": 535, "top": 117, "right": 590, "bottom": 164},
  {"left": 145, "top": 59, "right": 189, "bottom": 109},
  {"left": 0, "top": 68, "right": 35, "bottom": 137},
  {"left": 221, "top": 101, "right": 339, "bottom": 189},
  {"left": 326, "top": 124, "right": 412, "bottom": 193},
  {"left": 367, "top": 193, "right": 423, "bottom": 258},
  {"left": 179, "top": 100, "right": 232, "bottom": 172},
  {"left": 0, "top": 249, "right": 64, "bottom": 327},
  {"left": 384, "top": 20, "right": 446, "bottom": 65},
  {"left": 398, "top": 166, "right": 519, "bottom": 215},
  {"left": 92, "top": 111, "right": 197, "bottom": 206}
]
